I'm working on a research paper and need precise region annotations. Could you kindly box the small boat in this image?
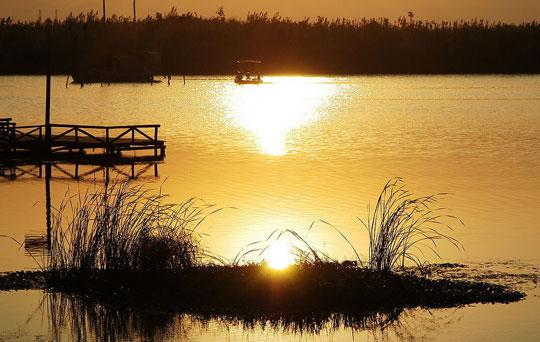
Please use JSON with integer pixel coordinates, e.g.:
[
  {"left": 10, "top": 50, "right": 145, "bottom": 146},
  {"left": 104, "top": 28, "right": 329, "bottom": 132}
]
[
  {"left": 71, "top": 51, "right": 162, "bottom": 85},
  {"left": 235, "top": 60, "right": 263, "bottom": 84}
]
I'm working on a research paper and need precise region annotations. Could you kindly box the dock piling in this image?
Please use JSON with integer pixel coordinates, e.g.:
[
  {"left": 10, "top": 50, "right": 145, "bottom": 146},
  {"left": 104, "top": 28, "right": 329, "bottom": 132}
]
[{"left": 45, "top": 65, "right": 51, "bottom": 154}]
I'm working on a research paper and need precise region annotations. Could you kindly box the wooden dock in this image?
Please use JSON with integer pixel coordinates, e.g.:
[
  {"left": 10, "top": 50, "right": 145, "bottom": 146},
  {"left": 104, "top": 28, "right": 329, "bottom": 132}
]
[{"left": 1, "top": 118, "right": 165, "bottom": 158}]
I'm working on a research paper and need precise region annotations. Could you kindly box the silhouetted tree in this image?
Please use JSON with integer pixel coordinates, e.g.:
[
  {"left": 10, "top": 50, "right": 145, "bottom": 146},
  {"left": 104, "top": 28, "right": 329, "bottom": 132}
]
[{"left": 0, "top": 10, "right": 539, "bottom": 75}]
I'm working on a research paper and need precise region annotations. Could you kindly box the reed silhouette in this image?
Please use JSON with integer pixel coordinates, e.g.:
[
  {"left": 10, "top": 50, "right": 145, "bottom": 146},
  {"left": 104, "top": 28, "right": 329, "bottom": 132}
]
[
  {"left": 1, "top": 9, "right": 539, "bottom": 75},
  {"left": 48, "top": 181, "right": 224, "bottom": 274},
  {"left": 28, "top": 179, "right": 522, "bottom": 317},
  {"left": 0, "top": 179, "right": 524, "bottom": 335}
]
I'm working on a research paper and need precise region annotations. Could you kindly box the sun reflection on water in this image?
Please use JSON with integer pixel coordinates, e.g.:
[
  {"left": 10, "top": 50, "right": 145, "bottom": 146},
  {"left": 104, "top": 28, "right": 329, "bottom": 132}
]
[{"left": 225, "top": 77, "right": 336, "bottom": 155}]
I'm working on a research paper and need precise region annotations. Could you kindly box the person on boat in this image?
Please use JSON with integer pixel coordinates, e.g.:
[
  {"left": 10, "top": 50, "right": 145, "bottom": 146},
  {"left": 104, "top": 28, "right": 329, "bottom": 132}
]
[{"left": 235, "top": 71, "right": 242, "bottom": 83}]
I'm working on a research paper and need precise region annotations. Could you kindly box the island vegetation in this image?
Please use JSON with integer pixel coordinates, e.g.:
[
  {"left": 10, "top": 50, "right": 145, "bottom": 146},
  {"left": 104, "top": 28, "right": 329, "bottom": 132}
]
[
  {"left": 0, "top": 8, "right": 539, "bottom": 75},
  {"left": 0, "top": 179, "right": 524, "bottom": 323}
]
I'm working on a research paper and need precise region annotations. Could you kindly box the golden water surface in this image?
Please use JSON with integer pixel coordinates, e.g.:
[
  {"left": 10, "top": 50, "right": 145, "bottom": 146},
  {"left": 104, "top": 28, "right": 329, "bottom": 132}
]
[
  {"left": 1, "top": 75, "right": 539, "bottom": 269},
  {"left": 0, "top": 75, "right": 539, "bottom": 340}
]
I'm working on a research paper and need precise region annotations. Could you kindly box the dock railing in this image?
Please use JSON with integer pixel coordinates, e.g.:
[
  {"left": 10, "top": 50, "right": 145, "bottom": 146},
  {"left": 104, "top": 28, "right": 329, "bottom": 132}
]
[
  {"left": 0, "top": 118, "right": 14, "bottom": 136},
  {"left": 2, "top": 122, "right": 164, "bottom": 157},
  {"left": 49, "top": 124, "right": 160, "bottom": 143},
  {"left": 12, "top": 125, "right": 43, "bottom": 142},
  {"left": 0, "top": 118, "right": 15, "bottom": 153}
]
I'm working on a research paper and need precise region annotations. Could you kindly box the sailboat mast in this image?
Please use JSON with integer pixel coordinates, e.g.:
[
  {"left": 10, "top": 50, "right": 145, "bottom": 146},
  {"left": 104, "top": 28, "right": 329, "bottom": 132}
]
[{"left": 102, "top": 0, "right": 106, "bottom": 23}]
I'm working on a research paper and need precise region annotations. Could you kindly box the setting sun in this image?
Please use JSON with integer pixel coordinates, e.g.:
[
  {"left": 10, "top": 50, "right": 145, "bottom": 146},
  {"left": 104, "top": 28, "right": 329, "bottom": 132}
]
[{"left": 265, "top": 239, "right": 295, "bottom": 270}]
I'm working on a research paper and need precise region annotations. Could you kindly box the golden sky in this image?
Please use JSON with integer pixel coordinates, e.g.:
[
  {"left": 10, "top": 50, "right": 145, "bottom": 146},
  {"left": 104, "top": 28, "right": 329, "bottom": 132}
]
[{"left": 1, "top": 0, "right": 540, "bottom": 23}]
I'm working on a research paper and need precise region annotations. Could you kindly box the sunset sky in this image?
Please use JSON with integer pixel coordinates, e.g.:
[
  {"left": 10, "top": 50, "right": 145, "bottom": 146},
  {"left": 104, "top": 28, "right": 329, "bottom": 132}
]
[{"left": 2, "top": 0, "right": 540, "bottom": 23}]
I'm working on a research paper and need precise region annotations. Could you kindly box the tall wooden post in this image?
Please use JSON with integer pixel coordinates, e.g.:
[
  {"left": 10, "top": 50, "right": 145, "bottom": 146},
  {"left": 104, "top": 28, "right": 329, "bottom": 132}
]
[
  {"left": 103, "top": 0, "right": 106, "bottom": 24},
  {"left": 133, "top": 0, "right": 137, "bottom": 22},
  {"left": 45, "top": 46, "right": 52, "bottom": 153}
]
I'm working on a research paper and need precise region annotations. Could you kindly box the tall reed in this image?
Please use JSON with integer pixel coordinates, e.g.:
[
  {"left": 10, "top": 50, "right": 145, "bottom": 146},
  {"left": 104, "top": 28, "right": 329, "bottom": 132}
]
[
  {"left": 48, "top": 178, "right": 461, "bottom": 274},
  {"left": 49, "top": 181, "right": 222, "bottom": 274},
  {"left": 359, "top": 178, "right": 463, "bottom": 272},
  {"left": 233, "top": 227, "right": 334, "bottom": 266},
  {"left": 232, "top": 179, "right": 462, "bottom": 271}
]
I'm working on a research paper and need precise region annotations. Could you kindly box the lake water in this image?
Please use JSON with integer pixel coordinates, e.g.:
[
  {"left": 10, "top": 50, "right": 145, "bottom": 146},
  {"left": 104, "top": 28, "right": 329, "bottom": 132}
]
[{"left": 1, "top": 75, "right": 539, "bottom": 340}]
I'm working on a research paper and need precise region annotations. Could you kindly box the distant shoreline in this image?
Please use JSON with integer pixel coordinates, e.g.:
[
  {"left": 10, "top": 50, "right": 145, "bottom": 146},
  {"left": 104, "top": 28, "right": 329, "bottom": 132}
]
[
  {"left": 1, "top": 12, "right": 539, "bottom": 75},
  {"left": 1, "top": 72, "right": 539, "bottom": 77}
]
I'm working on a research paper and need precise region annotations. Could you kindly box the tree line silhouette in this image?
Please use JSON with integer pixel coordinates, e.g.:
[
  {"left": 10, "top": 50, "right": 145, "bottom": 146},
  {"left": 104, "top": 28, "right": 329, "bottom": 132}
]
[{"left": 1, "top": 9, "right": 539, "bottom": 75}]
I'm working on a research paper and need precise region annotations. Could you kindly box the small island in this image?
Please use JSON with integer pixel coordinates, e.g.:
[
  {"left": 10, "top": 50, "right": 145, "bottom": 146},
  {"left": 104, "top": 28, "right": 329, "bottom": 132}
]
[{"left": 0, "top": 180, "right": 525, "bottom": 329}]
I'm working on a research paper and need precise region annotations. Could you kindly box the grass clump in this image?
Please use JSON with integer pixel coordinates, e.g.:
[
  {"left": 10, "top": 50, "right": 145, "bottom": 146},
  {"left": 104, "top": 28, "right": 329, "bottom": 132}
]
[
  {"left": 233, "top": 227, "right": 335, "bottom": 267},
  {"left": 359, "top": 178, "right": 463, "bottom": 272},
  {"left": 46, "top": 178, "right": 462, "bottom": 275},
  {"left": 233, "top": 178, "right": 464, "bottom": 272},
  {"left": 49, "top": 181, "right": 221, "bottom": 275}
]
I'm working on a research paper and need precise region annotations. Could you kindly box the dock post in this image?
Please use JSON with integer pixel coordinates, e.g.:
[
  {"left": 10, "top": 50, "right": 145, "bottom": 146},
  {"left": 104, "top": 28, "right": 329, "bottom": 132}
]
[
  {"left": 154, "top": 126, "right": 158, "bottom": 158},
  {"left": 45, "top": 162, "right": 52, "bottom": 249},
  {"left": 45, "top": 52, "right": 52, "bottom": 154},
  {"left": 9, "top": 122, "right": 15, "bottom": 155},
  {"left": 9, "top": 163, "right": 16, "bottom": 180}
]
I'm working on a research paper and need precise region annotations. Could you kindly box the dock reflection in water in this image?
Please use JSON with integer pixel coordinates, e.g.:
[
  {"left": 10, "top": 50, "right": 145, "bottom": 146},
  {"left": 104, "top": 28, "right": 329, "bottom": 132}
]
[{"left": 0, "top": 159, "right": 161, "bottom": 258}]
